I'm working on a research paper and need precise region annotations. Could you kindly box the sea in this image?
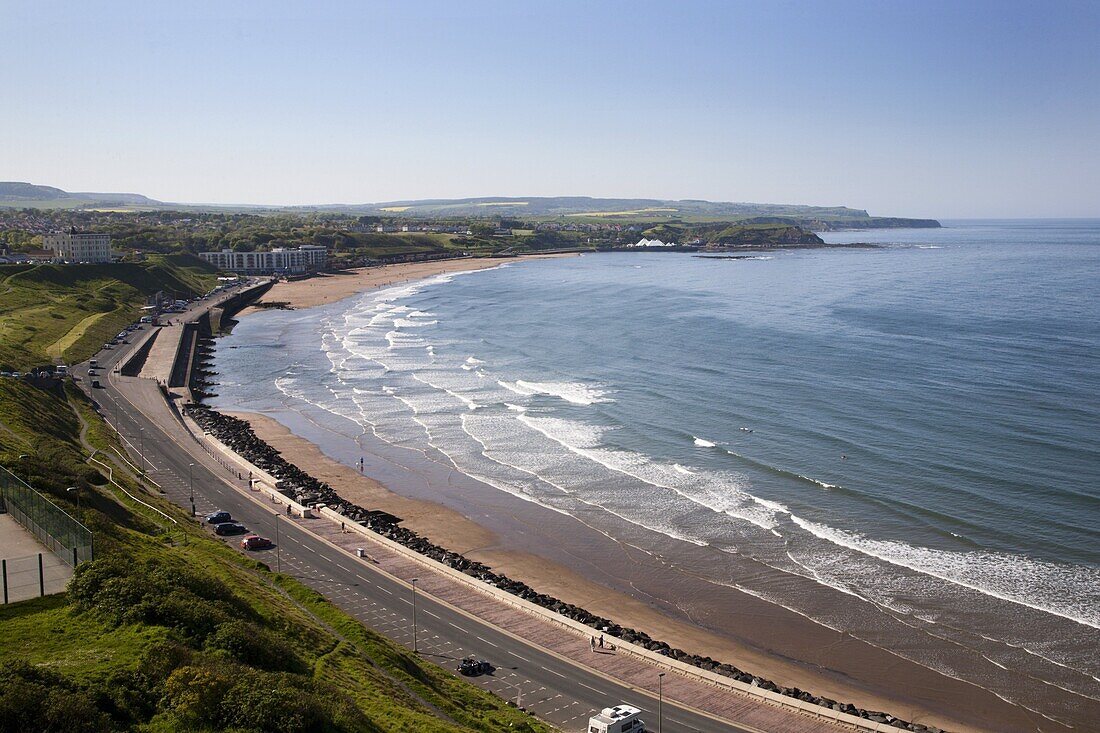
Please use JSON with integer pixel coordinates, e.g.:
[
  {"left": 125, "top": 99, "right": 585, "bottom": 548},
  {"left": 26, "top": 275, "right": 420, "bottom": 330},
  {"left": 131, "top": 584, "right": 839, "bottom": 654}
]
[{"left": 211, "top": 220, "right": 1100, "bottom": 728}]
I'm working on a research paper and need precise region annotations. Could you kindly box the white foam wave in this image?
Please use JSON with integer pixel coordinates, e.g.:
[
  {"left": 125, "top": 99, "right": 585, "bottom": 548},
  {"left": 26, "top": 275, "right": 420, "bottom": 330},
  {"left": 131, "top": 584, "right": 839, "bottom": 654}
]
[
  {"left": 790, "top": 515, "right": 1100, "bottom": 629},
  {"left": 694, "top": 437, "right": 716, "bottom": 447},
  {"left": 673, "top": 464, "right": 695, "bottom": 475},
  {"left": 501, "top": 379, "right": 610, "bottom": 405},
  {"left": 520, "top": 415, "right": 780, "bottom": 531}
]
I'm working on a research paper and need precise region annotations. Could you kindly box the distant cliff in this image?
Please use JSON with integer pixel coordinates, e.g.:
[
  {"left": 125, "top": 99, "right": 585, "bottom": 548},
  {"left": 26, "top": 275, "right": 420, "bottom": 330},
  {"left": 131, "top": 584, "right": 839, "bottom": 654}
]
[{"left": 637, "top": 222, "right": 824, "bottom": 249}]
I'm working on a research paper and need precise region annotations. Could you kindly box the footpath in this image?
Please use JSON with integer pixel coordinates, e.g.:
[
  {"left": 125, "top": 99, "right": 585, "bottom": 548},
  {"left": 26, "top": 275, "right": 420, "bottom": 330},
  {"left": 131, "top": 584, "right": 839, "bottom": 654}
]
[{"left": 190, "top": 414, "right": 895, "bottom": 733}]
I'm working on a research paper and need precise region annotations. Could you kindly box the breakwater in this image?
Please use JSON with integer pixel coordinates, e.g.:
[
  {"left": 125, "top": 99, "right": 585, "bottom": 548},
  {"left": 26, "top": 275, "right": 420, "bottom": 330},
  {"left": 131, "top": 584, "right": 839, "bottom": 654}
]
[{"left": 185, "top": 404, "right": 944, "bottom": 733}]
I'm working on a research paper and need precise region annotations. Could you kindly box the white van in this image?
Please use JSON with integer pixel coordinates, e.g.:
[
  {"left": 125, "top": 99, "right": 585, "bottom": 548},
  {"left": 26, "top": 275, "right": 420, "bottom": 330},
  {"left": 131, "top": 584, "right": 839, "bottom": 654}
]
[{"left": 588, "top": 705, "right": 647, "bottom": 733}]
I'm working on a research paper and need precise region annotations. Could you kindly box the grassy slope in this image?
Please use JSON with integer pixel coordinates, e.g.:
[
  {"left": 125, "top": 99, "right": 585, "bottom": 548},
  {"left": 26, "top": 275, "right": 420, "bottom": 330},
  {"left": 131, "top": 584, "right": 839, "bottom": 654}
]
[
  {"left": 0, "top": 255, "right": 218, "bottom": 371},
  {"left": 0, "top": 261, "right": 553, "bottom": 733}
]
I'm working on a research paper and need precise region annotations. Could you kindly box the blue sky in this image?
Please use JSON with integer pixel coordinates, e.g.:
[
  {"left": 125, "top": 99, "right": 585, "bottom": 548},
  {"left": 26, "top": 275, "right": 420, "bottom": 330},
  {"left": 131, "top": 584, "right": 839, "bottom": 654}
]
[{"left": 2, "top": 0, "right": 1098, "bottom": 217}]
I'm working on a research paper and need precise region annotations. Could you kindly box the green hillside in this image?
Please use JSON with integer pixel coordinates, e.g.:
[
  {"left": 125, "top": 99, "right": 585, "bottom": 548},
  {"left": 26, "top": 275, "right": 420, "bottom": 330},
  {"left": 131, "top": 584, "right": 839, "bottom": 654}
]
[
  {"left": 0, "top": 257, "right": 553, "bottom": 733},
  {"left": 0, "top": 256, "right": 218, "bottom": 372}
]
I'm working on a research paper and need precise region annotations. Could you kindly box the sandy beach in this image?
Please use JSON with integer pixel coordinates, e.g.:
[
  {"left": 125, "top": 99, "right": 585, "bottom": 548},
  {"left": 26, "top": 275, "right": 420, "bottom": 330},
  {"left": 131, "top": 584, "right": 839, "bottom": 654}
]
[
  {"left": 217, "top": 257, "right": 1053, "bottom": 733},
  {"left": 239, "top": 255, "right": 575, "bottom": 314}
]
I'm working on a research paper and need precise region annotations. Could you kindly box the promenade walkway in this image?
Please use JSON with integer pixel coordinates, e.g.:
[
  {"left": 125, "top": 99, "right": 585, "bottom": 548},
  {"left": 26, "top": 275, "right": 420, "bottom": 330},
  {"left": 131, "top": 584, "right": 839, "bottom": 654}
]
[{"left": 245, "top": 485, "right": 840, "bottom": 733}]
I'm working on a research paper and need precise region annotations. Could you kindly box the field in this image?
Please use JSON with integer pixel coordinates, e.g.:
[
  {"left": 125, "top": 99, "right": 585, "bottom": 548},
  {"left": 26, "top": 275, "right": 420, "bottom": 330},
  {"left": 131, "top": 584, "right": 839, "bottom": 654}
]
[{"left": 564, "top": 207, "right": 679, "bottom": 218}]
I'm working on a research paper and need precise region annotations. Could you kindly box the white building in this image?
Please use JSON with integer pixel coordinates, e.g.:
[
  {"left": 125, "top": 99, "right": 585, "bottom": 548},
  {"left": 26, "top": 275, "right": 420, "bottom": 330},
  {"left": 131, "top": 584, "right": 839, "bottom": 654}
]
[
  {"left": 45, "top": 228, "right": 113, "bottom": 263},
  {"left": 630, "top": 237, "right": 675, "bottom": 248},
  {"left": 198, "top": 245, "right": 328, "bottom": 274}
]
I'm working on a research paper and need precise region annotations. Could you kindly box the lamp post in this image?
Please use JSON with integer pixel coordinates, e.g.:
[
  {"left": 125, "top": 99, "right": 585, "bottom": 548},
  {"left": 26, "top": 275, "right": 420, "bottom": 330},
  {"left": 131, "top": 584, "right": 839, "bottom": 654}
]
[
  {"left": 274, "top": 513, "right": 281, "bottom": 573},
  {"left": 411, "top": 578, "right": 419, "bottom": 653},
  {"left": 188, "top": 463, "right": 195, "bottom": 516},
  {"left": 658, "top": 672, "right": 665, "bottom": 733},
  {"left": 66, "top": 486, "right": 80, "bottom": 513}
]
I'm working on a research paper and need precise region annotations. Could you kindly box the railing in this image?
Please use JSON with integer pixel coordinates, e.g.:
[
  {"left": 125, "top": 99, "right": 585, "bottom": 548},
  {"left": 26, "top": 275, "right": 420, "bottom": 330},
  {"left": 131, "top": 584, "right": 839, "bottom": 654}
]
[
  {"left": 0, "top": 465, "right": 93, "bottom": 567},
  {"left": 1, "top": 552, "right": 73, "bottom": 603}
]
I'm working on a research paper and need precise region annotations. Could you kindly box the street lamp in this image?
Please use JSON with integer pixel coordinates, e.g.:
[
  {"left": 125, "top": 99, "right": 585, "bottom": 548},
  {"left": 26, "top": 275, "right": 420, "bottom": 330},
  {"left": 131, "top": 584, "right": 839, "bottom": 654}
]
[
  {"left": 658, "top": 672, "right": 665, "bottom": 733},
  {"left": 138, "top": 426, "right": 145, "bottom": 479},
  {"left": 274, "top": 513, "right": 281, "bottom": 573},
  {"left": 66, "top": 486, "right": 80, "bottom": 513},
  {"left": 188, "top": 463, "right": 195, "bottom": 516},
  {"left": 411, "top": 578, "right": 419, "bottom": 653}
]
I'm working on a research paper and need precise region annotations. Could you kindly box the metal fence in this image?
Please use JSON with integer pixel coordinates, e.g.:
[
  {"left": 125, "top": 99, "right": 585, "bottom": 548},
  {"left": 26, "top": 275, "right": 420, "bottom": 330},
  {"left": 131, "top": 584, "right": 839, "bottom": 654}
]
[
  {"left": 1, "top": 552, "right": 73, "bottom": 603},
  {"left": 0, "top": 466, "right": 93, "bottom": 567}
]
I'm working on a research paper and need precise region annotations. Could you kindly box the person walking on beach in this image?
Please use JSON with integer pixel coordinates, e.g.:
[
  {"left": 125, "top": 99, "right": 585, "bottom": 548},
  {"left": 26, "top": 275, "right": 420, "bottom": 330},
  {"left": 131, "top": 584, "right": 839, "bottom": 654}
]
[
  {"left": 599, "top": 634, "right": 604, "bottom": 648},
  {"left": 590, "top": 636, "right": 595, "bottom": 652},
  {"left": 286, "top": 504, "right": 292, "bottom": 516}
]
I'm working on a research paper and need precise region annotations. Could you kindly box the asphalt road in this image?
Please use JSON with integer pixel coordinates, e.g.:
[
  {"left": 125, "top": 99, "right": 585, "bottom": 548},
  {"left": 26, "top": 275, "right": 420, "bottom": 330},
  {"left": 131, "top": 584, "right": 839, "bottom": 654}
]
[{"left": 76, "top": 288, "right": 764, "bottom": 733}]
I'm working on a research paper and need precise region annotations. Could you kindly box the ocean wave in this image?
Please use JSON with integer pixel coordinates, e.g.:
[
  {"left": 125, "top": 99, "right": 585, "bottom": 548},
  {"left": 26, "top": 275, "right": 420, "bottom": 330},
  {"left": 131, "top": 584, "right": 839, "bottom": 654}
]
[
  {"left": 520, "top": 414, "right": 780, "bottom": 531},
  {"left": 498, "top": 379, "right": 611, "bottom": 405},
  {"left": 790, "top": 515, "right": 1100, "bottom": 630},
  {"left": 723, "top": 448, "right": 840, "bottom": 490},
  {"left": 693, "top": 436, "right": 717, "bottom": 447}
]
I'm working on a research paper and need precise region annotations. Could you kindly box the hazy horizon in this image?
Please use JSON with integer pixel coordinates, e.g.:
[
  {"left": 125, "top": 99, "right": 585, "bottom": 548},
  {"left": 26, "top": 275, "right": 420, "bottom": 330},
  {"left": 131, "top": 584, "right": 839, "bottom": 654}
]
[{"left": 3, "top": 0, "right": 1098, "bottom": 218}]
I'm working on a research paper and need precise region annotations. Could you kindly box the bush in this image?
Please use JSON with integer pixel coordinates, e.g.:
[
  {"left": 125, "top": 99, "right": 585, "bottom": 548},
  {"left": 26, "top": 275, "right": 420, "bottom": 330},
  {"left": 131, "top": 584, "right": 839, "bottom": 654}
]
[
  {"left": 0, "top": 662, "right": 111, "bottom": 733},
  {"left": 69, "top": 557, "right": 253, "bottom": 642},
  {"left": 205, "top": 619, "right": 304, "bottom": 673}
]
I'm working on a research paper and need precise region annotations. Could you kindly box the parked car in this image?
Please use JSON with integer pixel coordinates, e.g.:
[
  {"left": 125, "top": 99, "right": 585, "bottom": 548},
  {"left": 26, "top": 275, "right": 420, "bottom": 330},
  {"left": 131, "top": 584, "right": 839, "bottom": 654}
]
[
  {"left": 215, "top": 522, "right": 248, "bottom": 536},
  {"left": 456, "top": 657, "right": 494, "bottom": 676},
  {"left": 206, "top": 510, "right": 232, "bottom": 524},
  {"left": 240, "top": 535, "right": 273, "bottom": 550}
]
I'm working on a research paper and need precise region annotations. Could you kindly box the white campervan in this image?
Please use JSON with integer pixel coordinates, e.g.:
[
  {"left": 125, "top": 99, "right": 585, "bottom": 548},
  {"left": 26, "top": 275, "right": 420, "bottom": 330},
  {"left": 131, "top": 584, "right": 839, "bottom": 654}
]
[{"left": 588, "top": 704, "right": 646, "bottom": 733}]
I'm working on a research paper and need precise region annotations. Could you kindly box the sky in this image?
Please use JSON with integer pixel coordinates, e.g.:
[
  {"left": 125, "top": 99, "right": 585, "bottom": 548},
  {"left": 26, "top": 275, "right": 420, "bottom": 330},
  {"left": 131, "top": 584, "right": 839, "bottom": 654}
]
[{"left": 2, "top": 0, "right": 1099, "bottom": 218}]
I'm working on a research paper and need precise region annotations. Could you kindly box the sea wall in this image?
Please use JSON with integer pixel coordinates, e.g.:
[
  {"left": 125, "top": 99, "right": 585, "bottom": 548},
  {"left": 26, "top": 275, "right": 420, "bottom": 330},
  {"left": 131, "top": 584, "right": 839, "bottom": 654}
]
[{"left": 184, "top": 405, "right": 947, "bottom": 733}]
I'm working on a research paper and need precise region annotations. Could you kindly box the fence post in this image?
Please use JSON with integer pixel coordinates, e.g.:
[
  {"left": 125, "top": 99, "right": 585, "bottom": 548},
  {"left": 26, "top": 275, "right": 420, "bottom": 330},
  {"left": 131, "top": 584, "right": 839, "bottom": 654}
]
[
  {"left": 2, "top": 558, "right": 7, "bottom": 604},
  {"left": 38, "top": 553, "right": 44, "bottom": 597},
  {"left": 73, "top": 547, "right": 78, "bottom": 567}
]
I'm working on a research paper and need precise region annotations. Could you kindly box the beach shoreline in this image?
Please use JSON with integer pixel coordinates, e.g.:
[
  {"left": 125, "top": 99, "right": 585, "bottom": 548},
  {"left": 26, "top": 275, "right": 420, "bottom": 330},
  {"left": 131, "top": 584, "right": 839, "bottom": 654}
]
[
  {"left": 238, "top": 254, "right": 577, "bottom": 315},
  {"left": 217, "top": 256, "right": 1053, "bottom": 733}
]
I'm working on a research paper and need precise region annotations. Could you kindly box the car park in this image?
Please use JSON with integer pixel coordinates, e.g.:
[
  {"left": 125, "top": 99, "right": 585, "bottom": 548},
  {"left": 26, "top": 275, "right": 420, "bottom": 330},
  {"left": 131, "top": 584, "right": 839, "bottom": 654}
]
[
  {"left": 206, "top": 510, "right": 232, "bottom": 524},
  {"left": 215, "top": 522, "right": 248, "bottom": 536},
  {"left": 240, "top": 535, "right": 273, "bottom": 550}
]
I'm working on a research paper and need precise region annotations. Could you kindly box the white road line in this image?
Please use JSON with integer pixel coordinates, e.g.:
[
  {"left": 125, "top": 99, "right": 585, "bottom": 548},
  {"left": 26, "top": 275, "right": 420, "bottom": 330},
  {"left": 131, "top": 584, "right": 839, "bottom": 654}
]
[
  {"left": 377, "top": 586, "right": 392, "bottom": 595},
  {"left": 448, "top": 622, "right": 467, "bottom": 633},
  {"left": 510, "top": 652, "right": 531, "bottom": 663},
  {"left": 475, "top": 636, "right": 497, "bottom": 647},
  {"left": 546, "top": 668, "right": 566, "bottom": 679},
  {"left": 578, "top": 682, "right": 607, "bottom": 696},
  {"left": 423, "top": 609, "right": 440, "bottom": 620}
]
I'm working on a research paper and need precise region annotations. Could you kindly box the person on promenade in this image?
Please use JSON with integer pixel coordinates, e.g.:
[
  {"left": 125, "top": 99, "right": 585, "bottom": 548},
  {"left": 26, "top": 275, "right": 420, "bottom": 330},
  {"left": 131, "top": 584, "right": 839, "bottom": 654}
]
[
  {"left": 590, "top": 636, "right": 595, "bottom": 652},
  {"left": 599, "top": 634, "right": 604, "bottom": 648}
]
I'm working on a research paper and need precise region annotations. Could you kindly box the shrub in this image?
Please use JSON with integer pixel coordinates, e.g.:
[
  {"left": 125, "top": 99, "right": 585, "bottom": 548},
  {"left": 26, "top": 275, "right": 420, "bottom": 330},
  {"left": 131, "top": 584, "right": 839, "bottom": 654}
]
[
  {"left": 0, "top": 662, "right": 111, "bottom": 733},
  {"left": 204, "top": 619, "right": 303, "bottom": 673}
]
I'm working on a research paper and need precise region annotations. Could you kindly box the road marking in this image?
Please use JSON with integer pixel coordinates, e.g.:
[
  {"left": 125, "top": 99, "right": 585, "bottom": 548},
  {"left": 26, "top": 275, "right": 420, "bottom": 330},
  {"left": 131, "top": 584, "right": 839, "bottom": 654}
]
[
  {"left": 578, "top": 682, "right": 607, "bottom": 696},
  {"left": 423, "top": 609, "right": 440, "bottom": 619},
  {"left": 448, "top": 622, "right": 467, "bottom": 633},
  {"left": 355, "top": 574, "right": 370, "bottom": 583},
  {"left": 475, "top": 635, "right": 497, "bottom": 647},
  {"left": 377, "top": 585, "right": 392, "bottom": 595},
  {"left": 546, "top": 668, "right": 566, "bottom": 679},
  {"left": 510, "top": 651, "right": 531, "bottom": 663}
]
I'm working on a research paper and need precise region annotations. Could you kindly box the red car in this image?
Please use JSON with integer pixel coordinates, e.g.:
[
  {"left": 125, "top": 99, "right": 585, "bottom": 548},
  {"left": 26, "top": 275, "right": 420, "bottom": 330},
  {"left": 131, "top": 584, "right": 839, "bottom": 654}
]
[{"left": 240, "top": 535, "right": 273, "bottom": 550}]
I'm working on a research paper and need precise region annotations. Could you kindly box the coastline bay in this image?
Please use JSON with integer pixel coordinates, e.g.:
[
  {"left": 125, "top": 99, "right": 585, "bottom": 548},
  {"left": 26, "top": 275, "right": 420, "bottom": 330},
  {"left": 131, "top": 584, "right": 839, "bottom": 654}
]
[{"left": 210, "top": 222, "right": 1100, "bottom": 732}]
